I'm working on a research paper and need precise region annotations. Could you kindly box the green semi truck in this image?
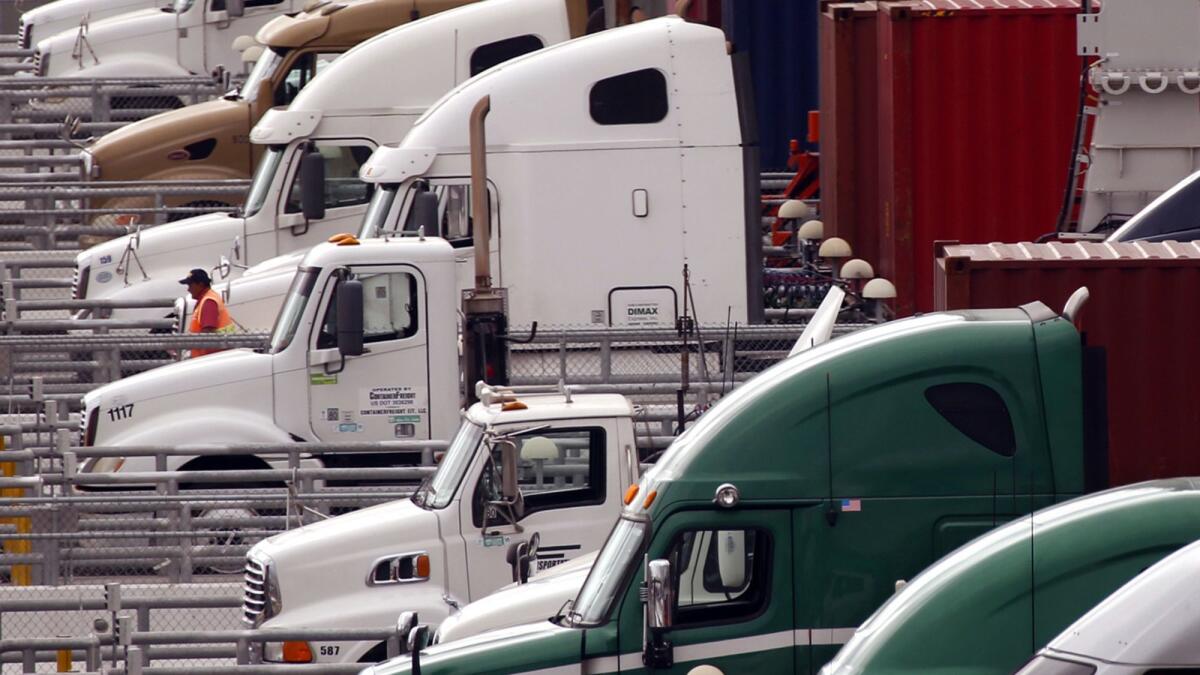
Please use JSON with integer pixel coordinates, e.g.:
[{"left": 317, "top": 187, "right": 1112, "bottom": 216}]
[{"left": 358, "top": 296, "right": 1121, "bottom": 674}]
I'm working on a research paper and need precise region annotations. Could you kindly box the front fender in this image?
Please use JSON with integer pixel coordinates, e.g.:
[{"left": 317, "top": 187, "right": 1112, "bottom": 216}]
[
  {"left": 263, "top": 588, "right": 455, "bottom": 664},
  {"left": 101, "top": 407, "right": 292, "bottom": 453}
]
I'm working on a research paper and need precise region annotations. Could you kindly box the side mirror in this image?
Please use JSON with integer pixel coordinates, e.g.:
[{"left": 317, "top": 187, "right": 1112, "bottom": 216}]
[
  {"left": 299, "top": 150, "right": 326, "bottom": 221},
  {"left": 335, "top": 278, "right": 364, "bottom": 357},
  {"left": 226, "top": 0, "right": 245, "bottom": 17},
  {"left": 217, "top": 256, "right": 232, "bottom": 279},
  {"left": 410, "top": 188, "right": 438, "bottom": 235},
  {"left": 646, "top": 559, "right": 674, "bottom": 630},
  {"left": 644, "top": 558, "right": 674, "bottom": 668},
  {"left": 407, "top": 623, "right": 430, "bottom": 675},
  {"left": 499, "top": 441, "right": 520, "bottom": 502}
]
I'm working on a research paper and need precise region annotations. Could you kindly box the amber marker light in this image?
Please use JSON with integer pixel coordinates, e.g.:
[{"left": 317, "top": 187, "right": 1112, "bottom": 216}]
[
  {"left": 642, "top": 490, "right": 658, "bottom": 509},
  {"left": 282, "top": 641, "right": 314, "bottom": 663},
  {"left": 623, "top": 484, "right": 639, "bottom": 505}
]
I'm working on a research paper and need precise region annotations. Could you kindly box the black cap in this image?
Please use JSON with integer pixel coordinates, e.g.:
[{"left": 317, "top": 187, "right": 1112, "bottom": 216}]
[{"left": 179, "top": 268, "right": 212, "bottom": 286}]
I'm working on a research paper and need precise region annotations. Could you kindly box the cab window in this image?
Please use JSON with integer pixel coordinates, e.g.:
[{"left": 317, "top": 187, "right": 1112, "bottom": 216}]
[
  {"left": 469, "top": 35, "right": 544, "bottom": 76},
  {"left": 285, "top": 145, "right": 374, "bottom": 214},
  {"left": 401, "top": 183, "right": 494, "bottom": 247},
  {"left": 317, "top": 271, "right": 419, "bottom": 349},
  {"left": 666, "top": 528, "right": 771, "bottom": 626},
  {"left": 274, "top": 51, "right": 339, "bottom": 107},
  {"left": 473, "top": 427, "right": 606, "bottom": 526}
]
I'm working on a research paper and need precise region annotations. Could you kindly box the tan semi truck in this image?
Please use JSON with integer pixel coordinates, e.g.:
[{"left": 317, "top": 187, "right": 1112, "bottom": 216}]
[{"left": 79, "top": 0, "right": 476, "bottom": 221}]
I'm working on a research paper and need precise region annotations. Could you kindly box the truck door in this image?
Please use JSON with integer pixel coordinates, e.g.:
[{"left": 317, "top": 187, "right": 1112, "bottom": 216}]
[
  {"left": 458, "top": 423, "right": 618, "bottom": 601},
  {"left": 202, "top": 0, "right": 287, "bottom": 73},
  {"left": 306, "top": 264, "right": 432, "bottom": 444},
  {"left": 276, "top": 141, "right": 376, "bottom": 253},
  {"left": 614, "top": 509, "right": 795, "bottom": 673}
]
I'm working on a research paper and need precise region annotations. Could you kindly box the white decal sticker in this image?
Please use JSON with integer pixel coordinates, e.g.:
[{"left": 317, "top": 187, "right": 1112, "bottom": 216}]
[{"left": 359, "top": 386, "right": 427, "bottom": 418}]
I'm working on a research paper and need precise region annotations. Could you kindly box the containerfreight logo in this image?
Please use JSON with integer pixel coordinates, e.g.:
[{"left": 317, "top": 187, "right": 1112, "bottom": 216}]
[{"left": 359, "top": 385, "right": 427, "bottom": 418}]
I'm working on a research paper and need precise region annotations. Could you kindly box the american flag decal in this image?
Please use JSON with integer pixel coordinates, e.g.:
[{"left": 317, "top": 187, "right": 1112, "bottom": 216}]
[{"left": 841, "top": 499, "right": 862, "bottom": 512}]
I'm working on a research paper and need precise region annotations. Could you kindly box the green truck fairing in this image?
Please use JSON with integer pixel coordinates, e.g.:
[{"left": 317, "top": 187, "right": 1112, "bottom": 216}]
[
  {"left": 365, "top": 304, "right": 1087, "bottom": 675},
  {"left": 823, "top": 478, "right": 1200, "bottom": 674}
]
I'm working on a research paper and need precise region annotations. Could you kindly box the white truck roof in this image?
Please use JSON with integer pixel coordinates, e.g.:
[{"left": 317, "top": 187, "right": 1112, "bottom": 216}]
[
  {"left": 360, "top": 16, "right": 739, "bottom": 184},
  {"left": 299, "top": 235, "right": 456, "bottom": 268},
  {"left": 251, "top": 0, "right": 575, "bottom": 144},
  {"left": 465, "top": 391, "right": 634, "bottom": 427},
  {"left": 1042, "top": 538, "right": 1200, "bottom": 667}
]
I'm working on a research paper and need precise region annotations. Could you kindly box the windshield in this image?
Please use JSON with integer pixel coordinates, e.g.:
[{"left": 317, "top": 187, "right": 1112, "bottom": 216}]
[
  {"left": 241, "top": 48, "right": 284, "bottom": 103},
  {"left": 413, "top": 421, "right": 484, "bottom": 509},
  {"left": 357, "top": 184, "right": 400, "bottom": 239},
  {"left": 268, "top": 268, "right": 319, "bottom": 353},
  {"left": 172, "top": 0, "right": 195, "bottom": 12},
  {"left": 1108, "top": 170, "right": 1200, "bottom": 243},
  {"left": 569, "top": 517, "right": 649, "bottom": 626},
  {"left": 244, "top": 147, "right": 285, "bottom": 218}
]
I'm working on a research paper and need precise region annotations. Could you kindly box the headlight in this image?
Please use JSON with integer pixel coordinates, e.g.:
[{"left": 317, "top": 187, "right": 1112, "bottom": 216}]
[
  {"left": 263, "top": 641, "right": 312, "bottom": 663},
  {"left": 267, "top": 562, "right": 283, "bottom": 616}
]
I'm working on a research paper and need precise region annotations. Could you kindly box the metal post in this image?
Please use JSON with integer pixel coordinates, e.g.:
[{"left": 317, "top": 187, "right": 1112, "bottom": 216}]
[
  {"left": 600, "top": 336, "right": 611, "bottom": 384},
  {"left": 178, "top": 505, "right": 193, "bottom": 583},
  {"left": 126, "top": 646, "right": 144, "bottom": 675}
]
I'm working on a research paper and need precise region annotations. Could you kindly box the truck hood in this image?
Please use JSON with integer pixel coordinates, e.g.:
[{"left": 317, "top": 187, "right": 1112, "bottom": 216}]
[
  {"left": 80, "top": 211, "right": 242, "bottom": 273},
  {"left": 434, "top": 552, "right": 595, "bottom": 644},
  {"left": 366, "top": 621, "right": 582, "bottom": 675},
  {"left": 84, "top": 348, "right": 272, "bottom": 416},
  {"left": 21, "top": 0, "right": 161, "bottom": 27},
  {"left": 86, "top": 99, "right": 250, "bottom": 181},
  {"left": 253, "top": 498, "right": 446, "bottom": 623},
  {"left": 39, "top": 8, "right": 177, "bottom": 75}
]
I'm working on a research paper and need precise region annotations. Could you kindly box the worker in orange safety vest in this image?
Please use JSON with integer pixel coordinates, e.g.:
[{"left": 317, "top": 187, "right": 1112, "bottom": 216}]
[{"left": 179, "top": 268, "right": 235, "bottom": 357}]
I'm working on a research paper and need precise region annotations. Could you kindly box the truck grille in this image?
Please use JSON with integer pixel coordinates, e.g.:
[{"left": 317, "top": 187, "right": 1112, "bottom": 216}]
[
  {"left": 32, "top": 50, "right": 46, "bottom": 77},
  {"left": 242, "top": 556, "right": 269, "bottom": 626},
  {"left": 17, "top": 21, "right": 29, "bottom": 50},
  {"left": 71, "top": 266, "right": 80, "bottom": 299}
]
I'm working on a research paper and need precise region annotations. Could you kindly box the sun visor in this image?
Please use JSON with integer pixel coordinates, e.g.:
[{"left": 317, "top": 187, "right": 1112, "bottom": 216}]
[
  {"left": 249, "top": 108, "right": 323, "bottom": 145},
  {"left": 359, "top": 145, "right": 436, "bottom": 184}
]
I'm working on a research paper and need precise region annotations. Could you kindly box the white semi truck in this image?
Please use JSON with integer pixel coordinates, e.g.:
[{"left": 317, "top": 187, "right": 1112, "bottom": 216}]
[
  {"left": 224, "top": 14, "right": 758, "bottom": 328},
  {"left": 16, "top": 0, "right": 169, "bottom": 51},
  {"left": 243, "top": 385, "right": 643, "bottom": 664},
  {"left": 71, "top": 0, "right": 590, "bottom": 316},
  {"left": 77, "top": 17, "right": 764, "bottom": 459},
  {"left": 32, "top": 0, "right": 301, "bottom": 78}
]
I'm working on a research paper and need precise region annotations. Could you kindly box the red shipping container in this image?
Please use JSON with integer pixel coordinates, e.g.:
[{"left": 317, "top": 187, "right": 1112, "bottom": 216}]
[
  {"left": 820, "top": 2, "right": 882, "bottom": 276},
  {"left": 935, "top": 240, "right": 1200, "bottom": 488},
  {"left": 821, "top": 0, "right": 1086, "bottom": 316}
]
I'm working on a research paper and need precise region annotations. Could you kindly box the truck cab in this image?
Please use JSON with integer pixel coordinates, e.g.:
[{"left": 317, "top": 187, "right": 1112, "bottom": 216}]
[
  {"left": 170, "top": 16, "right": 759, "bottom": 334},
  {"left": 245, "top": 386, "right": 642, "bottom": 664},
  {"left": 823, "top": 479, "right": 1200, "bottom": 675},
  {"left": 80, "top": 236, "right": 460, "bottom": 464},
  {"left": 74, "top": 0, "right": 479, "bottom": 221},
  {"left": 72, "top": 0, "right": 588, "bottom": 316},
  {"left": 1019, "top": 536, "right": 1200, "bottom": 674},
  {"left": 358, "top": 301, "right": 1095, "bottom": 674}
]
